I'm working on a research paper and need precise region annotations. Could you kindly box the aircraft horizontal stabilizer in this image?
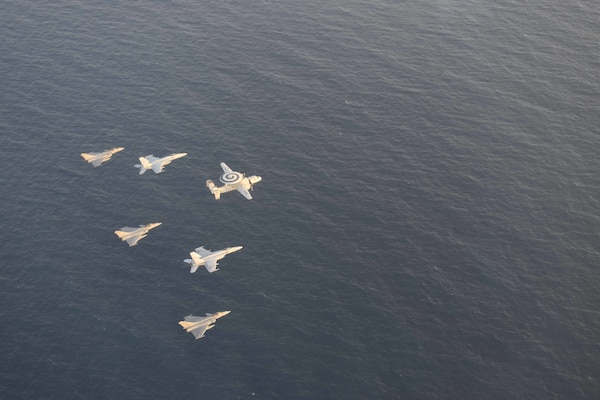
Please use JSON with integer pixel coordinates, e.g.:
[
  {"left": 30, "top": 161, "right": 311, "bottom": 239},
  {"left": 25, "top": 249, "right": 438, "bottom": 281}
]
[{"left": 206, "top": 180, "right": 221, "bottom": 200}]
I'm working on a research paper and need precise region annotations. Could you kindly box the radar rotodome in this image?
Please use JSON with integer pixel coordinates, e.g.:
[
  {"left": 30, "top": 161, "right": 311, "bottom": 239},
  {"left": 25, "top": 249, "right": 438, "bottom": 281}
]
[{"left": 220, "top": 171, "right": 243, "bottom": 185}]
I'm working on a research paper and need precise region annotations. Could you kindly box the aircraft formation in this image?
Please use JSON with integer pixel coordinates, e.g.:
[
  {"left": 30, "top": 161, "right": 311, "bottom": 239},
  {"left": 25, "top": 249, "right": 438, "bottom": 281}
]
[{"left": 81, "top": 147, "right": 261, "bottom": 339}]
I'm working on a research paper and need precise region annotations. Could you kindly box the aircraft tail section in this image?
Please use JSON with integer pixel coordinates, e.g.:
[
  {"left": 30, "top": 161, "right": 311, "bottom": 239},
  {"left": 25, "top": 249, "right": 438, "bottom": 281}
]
[
  {"left": 206, "top": 180, "right": 221, "bottom": 200},
  {"left": 183, "top": 259, "right": 199, "bottom": 273},
  {"left": 135, "top": 157, "right": 153, "bottom": 175},
  {"left": 184, "top": 253, "right": 202, "bottom": 273}
]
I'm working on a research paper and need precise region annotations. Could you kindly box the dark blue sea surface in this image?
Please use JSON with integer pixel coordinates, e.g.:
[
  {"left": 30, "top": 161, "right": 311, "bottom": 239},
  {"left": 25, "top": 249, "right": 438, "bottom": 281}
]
[{"left": 1, "top": 1, "right": 599, "bottom": 399}]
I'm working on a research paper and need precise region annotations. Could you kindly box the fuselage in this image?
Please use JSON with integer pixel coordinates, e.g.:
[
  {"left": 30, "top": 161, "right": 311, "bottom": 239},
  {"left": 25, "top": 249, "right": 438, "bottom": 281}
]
[
  {"left": 96, "top": 147, "right": 124, "bottom": 160},
  {"left": 135, "top": 153, "right": 187, "bottom": 174},
  {"left": 107, "top": 147, "right": 125, "bottom": 155},
  {"left": 197, "top": 311, "right": 231, "bottom": 324},
  {"left": 188, "top": 246, "right": 243, "bottom": 267},
  {"left": 161, "top": 153, "right": 187, "bottom": 162},
  {"left": 122, "top": 222, "right": 161, "bottom": 238},
  {"left": 182, "top": 311, "right": 231, "bottom": 331},
  {"left": 81, "top": 147, "right": 124, "bottom": 166}
]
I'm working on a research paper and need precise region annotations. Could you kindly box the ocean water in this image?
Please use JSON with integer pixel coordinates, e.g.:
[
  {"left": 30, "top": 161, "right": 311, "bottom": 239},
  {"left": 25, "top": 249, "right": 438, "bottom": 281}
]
[{"left": 1, "top": 0, "right": 599, "bottom": 399}]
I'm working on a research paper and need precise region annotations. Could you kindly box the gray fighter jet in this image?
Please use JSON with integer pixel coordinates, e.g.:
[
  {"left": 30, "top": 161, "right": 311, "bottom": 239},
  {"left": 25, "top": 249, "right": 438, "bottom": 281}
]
[
  {"left": 114, "top": 222, "right": 162, "bottom": 246},
  {"left": 134, "top": 153, "right": 187, "bottom": 175},
  {"left": 80, "top": 147, "right": 125, "bottom": 167},
  {"left": 206, "top": 162, "right": 262, "bottom": 200},
  {"left": 179, "top": 311, "right": 231, "bottom": 339},
  {"left": 184, "top": 245, "right": 243, "bottom": 273}
]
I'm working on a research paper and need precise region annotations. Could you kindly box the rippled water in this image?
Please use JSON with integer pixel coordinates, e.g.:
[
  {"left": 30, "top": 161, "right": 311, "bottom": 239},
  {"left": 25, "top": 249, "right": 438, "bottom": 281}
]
[{"left": 1, "top": 1, "right": 599, "bottom": 398}]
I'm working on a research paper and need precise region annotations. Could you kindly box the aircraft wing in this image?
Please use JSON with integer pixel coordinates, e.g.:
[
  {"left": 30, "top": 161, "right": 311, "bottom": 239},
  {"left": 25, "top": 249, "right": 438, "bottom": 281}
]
[
  {"left": 119, "top": 227, "right": 140, "bottom": 233},
  {"left": 81, "top": 153, "right": 103, "bottom": 166},
  {"left": 124, "top": 233, "right": 143, "bottom": 246},
  {"left": 152, "top": 161, "right": 166, "bottom": 173},
  {"left": 194, "top": 247, "right": 212, "bottom": 257},
  {"left": 145, "top": 155, "right": 159, "bottom": 162},
  {"left": 220, "top": 162, "right": 233, "bottom": 173},
  {"left": 114, "top": 227, "right": 139, "bottom": 239},
  {"left": 178, "top": 319, "right": 210, "bottom": 339},
  {"left": 204, "top": 259, "right": 218, "bottom": 273},
  {"left": 190, "top": 324, "right": 210, "bottom": 339},
  {"left": 236, "top": 185, "right": 253, "bottom": 200},
  {"left": 183, "top": 315, "right": 205, "bottom": 322}
]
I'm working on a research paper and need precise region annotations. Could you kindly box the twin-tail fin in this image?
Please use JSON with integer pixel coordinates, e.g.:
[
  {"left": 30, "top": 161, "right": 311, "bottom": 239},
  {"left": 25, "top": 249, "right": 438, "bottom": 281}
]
[{"left": 135, "top": 157, "right": 153, "bottom": 175}]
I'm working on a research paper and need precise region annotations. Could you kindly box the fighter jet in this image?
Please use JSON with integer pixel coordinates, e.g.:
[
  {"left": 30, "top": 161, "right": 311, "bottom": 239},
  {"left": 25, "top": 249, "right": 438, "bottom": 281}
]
[
  {"left": 178, "top": 311, "right": 231, "bottom": 340},
  {"left": 206, "top": 162, "right": 262, "bottom": 200},
  {"left": 80, "top": 147, "right": 125, "bottom": 167},
  {"left": 184, "top": 245, "right": 243, "bottom": 273},
  {"left": 114, "top": 222, "right": 162, "bottom": 246},
  {"left": 134, "top": 153, "right": 187, "bottom": 175}
]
